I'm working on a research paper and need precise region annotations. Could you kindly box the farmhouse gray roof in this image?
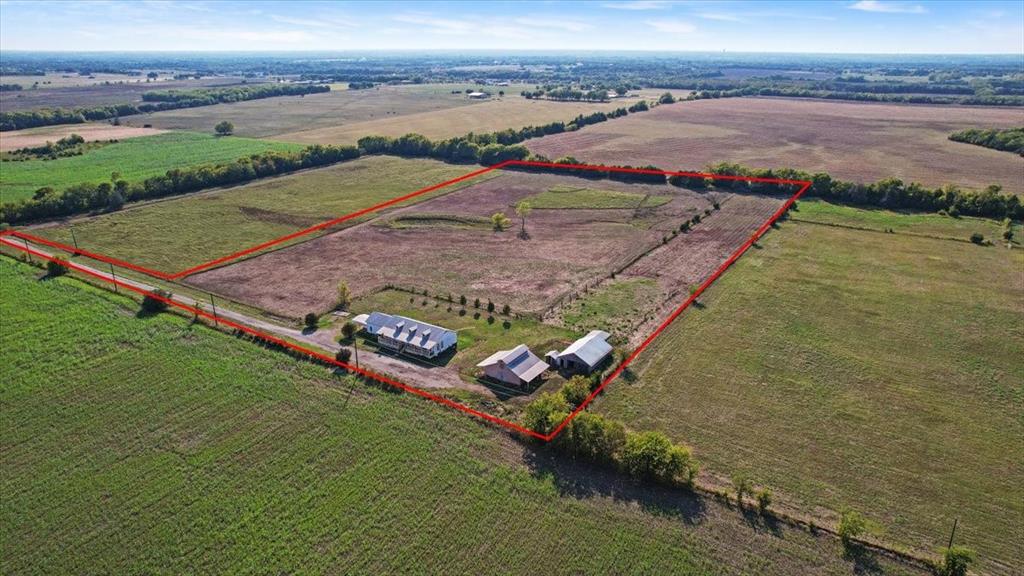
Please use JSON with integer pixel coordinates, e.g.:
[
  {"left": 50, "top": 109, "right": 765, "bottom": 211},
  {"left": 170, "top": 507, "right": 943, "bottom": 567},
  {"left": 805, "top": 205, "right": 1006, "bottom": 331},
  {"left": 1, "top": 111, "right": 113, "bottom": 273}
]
[
  {"left": 559, "top": 330, "right": 612, "bottom": 368},
  {"left": 477, "top": 344, "right": 549, "bottom": 382},
  {"left": 368, "top": 312, "right": 455, "bottom": 351}
]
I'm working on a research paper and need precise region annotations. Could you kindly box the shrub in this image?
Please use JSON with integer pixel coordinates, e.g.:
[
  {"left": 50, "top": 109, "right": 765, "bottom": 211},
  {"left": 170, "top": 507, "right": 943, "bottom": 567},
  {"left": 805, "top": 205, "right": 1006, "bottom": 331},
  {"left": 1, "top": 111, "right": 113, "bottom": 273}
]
[
  {"left": 837, "top": 509, "right": 866, "bottom": 548},
  {"left": 336, "top": 281, "right": 351, "bottom": 310},
  {"left": 474, "top": 297, "right": 481, "bottom": 308},
  {"left": 523, "top": 392, "right": 571, "bottom": 435},
  {"left": 140, "top": 288, "right": 171, "bottom": 314},
  {"left": 487, "top": 300, "right": 495, "bottom": 313},
  {"left": 473, "top": 311, "right": 480, "bottom": 320},
  {"left": 560, "top": 411, "right": 626, "bottom": 462},
  {"left": 459, "top": 295, "right": 467, "bottom": 306},
  {"left": 732, "top": 473, "right": 752, "bottom": 506},
  {"left": 939, "top": 545, "right": 975, "bottom": 576},
  {"left": 487, "top": 315, "right": 495, "bottom": 324},
  {"left": 561, "top": 375, "right": 591, "bottom": 407},
  {"left": 335, "top": 347, "right": 352, "bottom": 365},
  {"left": 621, "top": 430, "right": 697, "bottom": 485},
  {"left": 970, "top": 232, "right": 984, "bottom": 244},
  {"left": 46, "top": 257, "right": 69, "bottom": 277},
  {"left": 501, "top": 303, "right": 510, "bottom": 315},
  {"left": 304, "top": 313, "right": 318, "bottom": 330},
  {"left": 756, "top": 488, "right": 772, "bottom": 515},
  {"left": 340, "top": 321, "right": 357, "bottom": 341}
]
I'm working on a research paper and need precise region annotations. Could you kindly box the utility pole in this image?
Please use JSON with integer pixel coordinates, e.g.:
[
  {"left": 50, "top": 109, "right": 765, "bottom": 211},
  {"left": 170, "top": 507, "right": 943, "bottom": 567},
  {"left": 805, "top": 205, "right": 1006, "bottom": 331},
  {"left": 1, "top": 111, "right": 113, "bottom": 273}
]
[
  {"left": 22, "top": 238, "right": 31, "bottom": 263},
  {"left": 209, "top": 293, "right": 219, "bottom": 327},
  {"left": 69, "top": 228, "right": 79, "bottom": 254},
  {"left": 353, "top": 338, "right": 359, "bottom": 369},
  {"left": 947, "top": 517, "right": 958, "bottom": 550},
  {"left": 109, "top": 263, "right": 118, "bottom": 293}
]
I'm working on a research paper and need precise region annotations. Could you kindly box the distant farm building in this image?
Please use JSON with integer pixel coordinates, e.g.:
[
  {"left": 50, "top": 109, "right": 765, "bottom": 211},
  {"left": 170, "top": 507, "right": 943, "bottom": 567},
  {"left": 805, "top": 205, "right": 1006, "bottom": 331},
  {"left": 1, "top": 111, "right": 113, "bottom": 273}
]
[
  {"left": 467, "top": 91, "right": 489, "bottom": 99},
  {"left": 354, "top": 312, "right": 457, "bottom": 359},
  {"left": 476, "top": 344, "right": 549, "bottom": 387},
  {"left": 547, "top": 330, "right": 612, "bottom": 374}
]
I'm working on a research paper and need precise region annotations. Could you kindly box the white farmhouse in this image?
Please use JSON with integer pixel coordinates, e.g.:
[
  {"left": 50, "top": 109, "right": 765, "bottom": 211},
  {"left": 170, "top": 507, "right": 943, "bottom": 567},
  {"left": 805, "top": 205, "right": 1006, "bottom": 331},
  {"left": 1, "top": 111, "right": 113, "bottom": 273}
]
[{"left": 356, "top": 311, "right": 457, "bottom": 359}]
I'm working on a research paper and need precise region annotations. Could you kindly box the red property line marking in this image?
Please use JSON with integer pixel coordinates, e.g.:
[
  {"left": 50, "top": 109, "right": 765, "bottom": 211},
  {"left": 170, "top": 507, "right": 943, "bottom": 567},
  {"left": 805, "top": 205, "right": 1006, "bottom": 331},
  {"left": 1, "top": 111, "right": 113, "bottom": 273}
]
[{"left": 3, "top": 161, "right": 810, "bottom": 441}]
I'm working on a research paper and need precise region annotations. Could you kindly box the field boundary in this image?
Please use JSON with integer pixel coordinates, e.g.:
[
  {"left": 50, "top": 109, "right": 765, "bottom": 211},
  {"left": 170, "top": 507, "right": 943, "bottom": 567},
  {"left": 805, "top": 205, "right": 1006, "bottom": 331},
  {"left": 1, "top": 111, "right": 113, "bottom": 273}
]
[{"left": 0, "top": 161, "right": 811, "bottom": 441}]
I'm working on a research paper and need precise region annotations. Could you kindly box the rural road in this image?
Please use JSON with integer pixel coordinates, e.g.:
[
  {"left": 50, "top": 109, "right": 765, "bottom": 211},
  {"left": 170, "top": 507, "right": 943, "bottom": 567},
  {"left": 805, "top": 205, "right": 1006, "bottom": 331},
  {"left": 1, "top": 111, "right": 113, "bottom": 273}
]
[{"left": 8, "top": 237, "right": 490, "bottom": 396}]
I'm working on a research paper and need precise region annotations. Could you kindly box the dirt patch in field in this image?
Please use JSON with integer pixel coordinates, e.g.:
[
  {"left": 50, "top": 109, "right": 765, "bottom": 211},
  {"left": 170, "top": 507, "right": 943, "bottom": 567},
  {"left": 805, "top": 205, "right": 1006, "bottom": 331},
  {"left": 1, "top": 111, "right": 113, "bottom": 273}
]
[
  {"left": 0, "top": 123, "right": 167, "bottom": 151},
  {"left": 527, "top": 97, "right": 1024, "bottom": 194},
  {"left": 186, "top": 172, "right": 716, "bottom": 319}
]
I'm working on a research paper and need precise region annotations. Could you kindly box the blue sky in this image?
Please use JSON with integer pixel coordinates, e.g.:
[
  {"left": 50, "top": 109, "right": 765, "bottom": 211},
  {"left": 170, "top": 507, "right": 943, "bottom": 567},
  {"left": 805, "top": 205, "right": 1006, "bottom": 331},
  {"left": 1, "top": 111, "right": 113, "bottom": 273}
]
[{"left": 1, "top": 0, "right": 1022, "bottom": 54}]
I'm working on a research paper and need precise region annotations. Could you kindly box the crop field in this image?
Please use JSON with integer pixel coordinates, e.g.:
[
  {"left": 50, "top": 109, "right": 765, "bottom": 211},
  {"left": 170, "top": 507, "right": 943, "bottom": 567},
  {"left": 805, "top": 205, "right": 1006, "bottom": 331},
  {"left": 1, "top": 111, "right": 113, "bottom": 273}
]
[
  {"left": 0, "top": 131, "right": 302, "bottom": 203},
  {"left": 526, "top": 97, "right": 1024, "bottom": 194},
  {"left": 132, "top": 83, "right": 488, "bottom": 138},
  {"left": 275, "top": 95, "right": 661, "bottom": 145},
  {"left": 593, "top": 204, "right": 1024, "bottom": 574},
  {"left": 34, "top": 156, "right": 489, "bottom": 273},
  {"left": 185, "top": 171, "right": 732, "bottom": 320},
  {"left": 0, "top": 123, "right": 167, "bottom": 152},
  {"left": 0, "top": 258, "right": 928, "bottom": 576},
  {"left": 0, "top": 76, "right": 254, "bottom": 111}
]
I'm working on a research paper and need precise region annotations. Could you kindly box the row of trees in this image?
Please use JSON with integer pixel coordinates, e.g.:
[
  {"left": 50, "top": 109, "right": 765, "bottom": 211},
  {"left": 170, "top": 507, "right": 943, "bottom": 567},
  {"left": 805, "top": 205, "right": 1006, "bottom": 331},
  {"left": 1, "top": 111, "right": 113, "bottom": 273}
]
[
  {"left": 948, "top": 127, "right": 1024, "bottom": 156},
  {"left": 682, "top": 85, "right": 1024, "bottom": 107},
  {"left": 0, "top": 144, "right": 360, "bottom": 224},
  {"left": 0, "top": 83, "right": 331, "bottom": 131},
  {"left": 523, "top": 375, "right": 699, "bottom": 485}
]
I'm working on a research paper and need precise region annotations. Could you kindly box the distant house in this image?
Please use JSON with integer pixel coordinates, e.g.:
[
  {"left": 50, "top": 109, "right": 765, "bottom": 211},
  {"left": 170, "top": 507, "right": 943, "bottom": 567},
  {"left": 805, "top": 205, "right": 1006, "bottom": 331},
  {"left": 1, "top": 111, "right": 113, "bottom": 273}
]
[
  {"left": 467, "top": 91, "right": 489, "bottom": 99},
  {"left": 356, "top": 311, "right": 457, "bottom": 359},
  {"left": 476, "top": 344, "right": 549, "bottom": 387},
  {"left": 546, "top": 330, "right": 612, "bottom": 374}
]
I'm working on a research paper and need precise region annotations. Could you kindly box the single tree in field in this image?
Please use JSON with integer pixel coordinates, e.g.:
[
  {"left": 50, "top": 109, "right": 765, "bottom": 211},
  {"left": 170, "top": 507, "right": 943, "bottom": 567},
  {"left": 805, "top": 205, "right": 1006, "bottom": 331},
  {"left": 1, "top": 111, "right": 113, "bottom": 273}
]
[
  {"left": 340, "top": 321, "right": 357, "bottom": 342},
  {"left": 491, "top": 212, "right": 511, "bottom": 231},
  {"left": 336, "top": 281, "right": 351, "bottom": 310},
  {"left": 837, "top": 509, "right": 866, "bottom": 550},
  {"left": 940, "top": 546, "right": 975, "bottom": 576},
  {"left": 214, "top": 120, "right": 234, "bottom": 136},
  {"left": 515, "top": 200, "right": 532, "bottom": 239},
  {"left": 304, "top": 313, "right": 318, "bottom": 330}
]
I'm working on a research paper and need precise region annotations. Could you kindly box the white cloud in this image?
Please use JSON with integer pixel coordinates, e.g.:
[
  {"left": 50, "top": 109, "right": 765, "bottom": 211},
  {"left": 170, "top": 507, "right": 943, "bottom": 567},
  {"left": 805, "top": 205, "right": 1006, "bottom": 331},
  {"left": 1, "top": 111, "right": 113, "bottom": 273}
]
[
  {"left": 514, "top": 17, "right": 591, "bottom": 32},
  {"left": 696, "top": 12, "right": 741, "bottom": 22},
  {"left": 603, "top": 1, "right": 672, "bottom": 11},
  {"left": 393, "top": 13, "right": 533, "bottom": 39},
  {"left": 271, "top": 14, "right": 355, "bottom": 29},
  {"left": 646, "top": 19, "right": 696, "bottom": 34},
  {"left": 849, "top": 1, "right": 926, "bottom": 14}
]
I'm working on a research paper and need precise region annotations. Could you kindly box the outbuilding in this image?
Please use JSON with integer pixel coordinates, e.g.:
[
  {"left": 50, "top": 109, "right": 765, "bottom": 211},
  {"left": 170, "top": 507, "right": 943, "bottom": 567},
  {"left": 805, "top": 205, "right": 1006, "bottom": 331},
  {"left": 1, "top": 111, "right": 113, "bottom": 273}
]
[
  {"left": 476, "top": 344, "right": 549, "bottom": 387},
  {"left": 546, "top": 330, "right": 612, "bottom": 374}
]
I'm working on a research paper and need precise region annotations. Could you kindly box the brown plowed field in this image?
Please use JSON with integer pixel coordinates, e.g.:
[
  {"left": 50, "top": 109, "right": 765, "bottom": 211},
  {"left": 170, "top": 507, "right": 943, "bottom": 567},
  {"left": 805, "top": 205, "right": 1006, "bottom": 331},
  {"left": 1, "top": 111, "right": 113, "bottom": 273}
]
[
  {"left": 186, "top": 172, "right": 724, "bottom": 319},
  {"left": 527, "top": 97, "right": 1024, "bottom": 194}
]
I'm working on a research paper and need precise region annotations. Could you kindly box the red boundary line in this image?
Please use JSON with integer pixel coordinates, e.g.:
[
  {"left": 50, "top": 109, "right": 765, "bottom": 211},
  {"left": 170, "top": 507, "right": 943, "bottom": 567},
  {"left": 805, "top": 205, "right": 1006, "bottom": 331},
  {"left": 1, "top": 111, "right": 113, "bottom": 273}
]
[{"left": 2, "top": 161, "right": 811, "bottom": 441}]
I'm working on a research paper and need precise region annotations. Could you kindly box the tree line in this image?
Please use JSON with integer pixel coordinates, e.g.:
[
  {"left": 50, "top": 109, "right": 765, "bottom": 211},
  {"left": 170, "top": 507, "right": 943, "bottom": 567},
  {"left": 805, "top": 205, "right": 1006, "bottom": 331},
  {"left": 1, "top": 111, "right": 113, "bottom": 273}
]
[
  {"left": 681, "top": 85, "right": 1024, "bottom": 107},
  {"left": 0, "top": 83, "right": 331, "bottom": 131},
  {"left": 949, "top": 127, "right": 1024, "bottom": 156}
]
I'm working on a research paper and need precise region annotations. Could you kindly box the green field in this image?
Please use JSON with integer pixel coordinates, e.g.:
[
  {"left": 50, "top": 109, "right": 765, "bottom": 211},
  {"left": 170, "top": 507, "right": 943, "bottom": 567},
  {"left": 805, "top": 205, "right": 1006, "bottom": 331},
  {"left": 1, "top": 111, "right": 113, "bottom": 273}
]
[
  {"left": 561, "top": 277, "right": 659, "bottom": 337},
  {"left": 525, "top": 185, "right": 672, "bottom": 210},
  {"left": 594, "top": 204, "right": 1024, "bottom": 572},
  {"left": 37, "top": 156, "right": 492, "bottom": 273},
  {"left": 0, "top": 257, "right": 925, "bottom": 575},
  {"left": 0, "top": 131, "right": 303, "bottom": 203}
]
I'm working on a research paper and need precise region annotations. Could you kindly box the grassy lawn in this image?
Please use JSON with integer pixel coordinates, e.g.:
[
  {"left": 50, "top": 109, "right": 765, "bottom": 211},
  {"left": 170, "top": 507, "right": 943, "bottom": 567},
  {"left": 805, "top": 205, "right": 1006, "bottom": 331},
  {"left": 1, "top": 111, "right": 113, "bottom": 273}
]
[
  {"left": 594, "top": 203, "right": 1024, "bottom": 573},
  {"left": 351, "top": 289, "right": 577, "bottom": 384},
  {"left": 36, "top": 156, "right": 493, "bottom": 273},
  {"left": 561, "top": 277, "right": 659, "bottom": 337},
  {"left": 525, "top": 185, "right": 671, "bottom": 210},
  {"left": 793, "top": 198, "right": 1017, "bottom": 241},
  {"left": 0, "top": 131, "right": 303, "bottom": 203},
  {"left": 0, "top": 257, "right": 928, "bottom": 575}
]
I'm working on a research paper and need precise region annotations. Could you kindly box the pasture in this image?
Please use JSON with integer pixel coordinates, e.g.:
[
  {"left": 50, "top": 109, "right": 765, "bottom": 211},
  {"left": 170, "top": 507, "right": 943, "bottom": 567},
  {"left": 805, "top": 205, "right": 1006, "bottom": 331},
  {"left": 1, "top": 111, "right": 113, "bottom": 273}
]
[
  {"left": 526, "top": 97, "right": 1024, "bottom": 195},
  {"left": 276, "top": 92, "right": 675, "bottom": 145},
  {"left": 593, "top": 204, "right": 1024, "bottom": 573},
  {"left": 0, "top": 131, "right": 302, "bottom": 203},
  {"left": 34, "top": 156, "right": 488, "bottom": 273},
  {"left": 133, "top": 83, "right": 488, "bottom": 138},
  {"left": 0, "top": 258, "right": 928, "bottom": 576},
  {"left": 0, "top": 76, "right": 254, "bottom": 112},
  {"left": 186, "top": 171, "right": 724, "bottom": 320}
]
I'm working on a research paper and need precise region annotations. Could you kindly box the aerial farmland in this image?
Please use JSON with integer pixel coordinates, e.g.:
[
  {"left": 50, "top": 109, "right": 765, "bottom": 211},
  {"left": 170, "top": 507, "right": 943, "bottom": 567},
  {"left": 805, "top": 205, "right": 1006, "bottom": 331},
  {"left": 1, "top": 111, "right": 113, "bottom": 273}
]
[{"left": 1, "top": 3, "right": 1022, "bottom": 575}]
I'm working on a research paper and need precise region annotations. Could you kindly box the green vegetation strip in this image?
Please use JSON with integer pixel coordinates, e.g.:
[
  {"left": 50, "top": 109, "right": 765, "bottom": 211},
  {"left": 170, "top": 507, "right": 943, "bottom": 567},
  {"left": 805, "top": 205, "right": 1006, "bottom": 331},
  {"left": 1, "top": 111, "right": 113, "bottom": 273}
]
[{"left": 526, "top": 186, "right": 671, "bottom": 210}]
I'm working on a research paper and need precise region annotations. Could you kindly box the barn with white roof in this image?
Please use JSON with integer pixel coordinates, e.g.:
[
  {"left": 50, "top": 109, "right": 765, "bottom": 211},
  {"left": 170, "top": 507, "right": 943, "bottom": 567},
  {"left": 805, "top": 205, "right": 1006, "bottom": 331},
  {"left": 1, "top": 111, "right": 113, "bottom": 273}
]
[
  {"left": 546, "top": 330, "right": 612, "bottom": 375},
  {"left": 476, "top": 344, "right": 549, "bottom": 387}
]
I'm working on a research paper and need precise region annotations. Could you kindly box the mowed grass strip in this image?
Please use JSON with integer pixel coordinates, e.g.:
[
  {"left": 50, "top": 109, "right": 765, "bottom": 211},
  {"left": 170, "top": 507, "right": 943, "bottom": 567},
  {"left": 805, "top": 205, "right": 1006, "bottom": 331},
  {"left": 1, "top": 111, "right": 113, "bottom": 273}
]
[
  {"left": 525, "top": 185, "right": 671, "bottom": 210},
  {"left": 0, "top": 131, "right": 303, "bottom": 203},
  {"left": 793, "top": 198, "right": 1017, "bottom": 241},
  {"left": 36, "top": 156, "right": 493, "bottom": 273},
  {"left": 0, "top": 258, "right": 926, "bottom": 575},
  {"left": 594, "top": 204, "right": 1024, "bottom": 573}
]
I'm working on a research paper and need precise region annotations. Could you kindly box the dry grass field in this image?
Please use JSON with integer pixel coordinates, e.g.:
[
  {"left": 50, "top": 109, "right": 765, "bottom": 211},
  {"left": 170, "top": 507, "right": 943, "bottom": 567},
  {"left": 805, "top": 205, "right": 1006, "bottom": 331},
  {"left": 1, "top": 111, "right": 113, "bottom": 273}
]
[
  {"left": 275, "top": 89, "right": 687, "bottom": 145},
  {"left": 0, "top": 123, "right": 166, "bottom": 152},
  {"left": 131, "top": 83, "right": 486, "bottom": 138},
  {"left": 185, "top": 172, "right": 779, "bottom": 325},
  {"left": 527, "top": 97, "right": 1024, "bottom": 194},
  {"left": 0, "top": 76, "right": 255, "bottom": 111},
  {"left": 594, "top": 203, "right": 1024, "bottom": 574}
]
